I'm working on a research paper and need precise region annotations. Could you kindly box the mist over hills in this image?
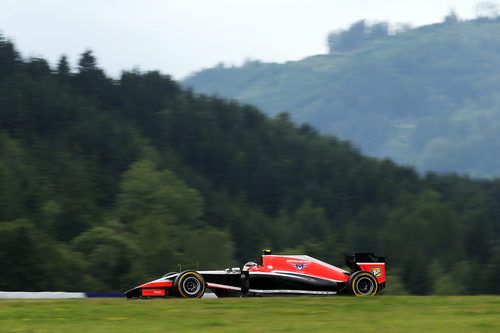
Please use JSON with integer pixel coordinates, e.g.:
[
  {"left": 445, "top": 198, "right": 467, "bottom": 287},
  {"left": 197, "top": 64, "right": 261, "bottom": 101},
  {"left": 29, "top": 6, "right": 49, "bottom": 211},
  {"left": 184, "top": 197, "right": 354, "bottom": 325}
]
[{"left": 184, "top": 17, "right": 500, "bottom": 178}]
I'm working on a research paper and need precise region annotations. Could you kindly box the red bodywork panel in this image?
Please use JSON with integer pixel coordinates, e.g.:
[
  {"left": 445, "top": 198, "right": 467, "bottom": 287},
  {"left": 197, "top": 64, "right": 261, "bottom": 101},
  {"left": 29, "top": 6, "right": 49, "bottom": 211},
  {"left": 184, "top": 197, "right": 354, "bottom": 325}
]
[
  {"left": 250, "top": 255, "right": 350, "bottom": 282},
  {"left": 357, "top": 263, "right": 386, "bottom": 284},
  {"left": 141, "top": 289, "right": 166, "bottom": 296}
]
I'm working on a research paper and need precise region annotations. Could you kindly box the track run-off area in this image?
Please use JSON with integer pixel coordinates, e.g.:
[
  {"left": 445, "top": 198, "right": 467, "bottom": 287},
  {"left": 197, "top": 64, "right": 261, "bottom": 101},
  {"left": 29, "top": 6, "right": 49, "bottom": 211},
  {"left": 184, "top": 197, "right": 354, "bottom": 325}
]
[{"left": 1, "top": 296, "right": 499, "bottom": 332}]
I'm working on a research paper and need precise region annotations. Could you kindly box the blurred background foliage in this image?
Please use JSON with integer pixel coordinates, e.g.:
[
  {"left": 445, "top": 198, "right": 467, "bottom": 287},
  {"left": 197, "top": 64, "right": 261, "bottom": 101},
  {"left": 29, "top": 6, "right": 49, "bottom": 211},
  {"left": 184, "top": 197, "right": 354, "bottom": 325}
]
[{"left": 1, "top": 30, "right": 500, "bottom": 295}]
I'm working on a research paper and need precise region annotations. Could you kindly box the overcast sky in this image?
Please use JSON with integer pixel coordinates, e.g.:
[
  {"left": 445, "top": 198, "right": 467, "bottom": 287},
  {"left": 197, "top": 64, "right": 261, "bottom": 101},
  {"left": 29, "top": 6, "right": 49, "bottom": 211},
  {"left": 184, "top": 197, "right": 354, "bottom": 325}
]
[{"left": 0, "top": 0, "right": 492, "bottom": 79}]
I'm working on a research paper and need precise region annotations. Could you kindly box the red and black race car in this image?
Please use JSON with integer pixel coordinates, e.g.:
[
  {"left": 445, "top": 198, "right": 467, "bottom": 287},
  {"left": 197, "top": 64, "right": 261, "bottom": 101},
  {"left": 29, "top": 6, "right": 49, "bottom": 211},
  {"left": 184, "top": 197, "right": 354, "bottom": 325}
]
[{"left": 125, "top": 250, "right": 386, "bottom": 298}]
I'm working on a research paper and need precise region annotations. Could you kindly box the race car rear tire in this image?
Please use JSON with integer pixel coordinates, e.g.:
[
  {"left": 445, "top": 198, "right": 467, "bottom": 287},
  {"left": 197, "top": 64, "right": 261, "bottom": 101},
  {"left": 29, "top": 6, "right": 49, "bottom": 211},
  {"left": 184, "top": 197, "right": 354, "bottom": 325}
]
[
  {"left": 349, "top": 271, "right": 378, "bottom": 296},
  {"left": 173, "top": 271, "right": 206, "bottom": 298}
]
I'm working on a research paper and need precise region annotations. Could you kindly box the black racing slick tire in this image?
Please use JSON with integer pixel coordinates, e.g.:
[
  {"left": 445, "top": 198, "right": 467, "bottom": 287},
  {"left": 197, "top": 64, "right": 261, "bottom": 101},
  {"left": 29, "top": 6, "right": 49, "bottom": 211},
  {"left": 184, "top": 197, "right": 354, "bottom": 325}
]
[
  {"left": 349, "top": 271, "right": 379, "bottom": 296},
  {"left": 173, "top": 271, "right": 206, "bottom": 298}
]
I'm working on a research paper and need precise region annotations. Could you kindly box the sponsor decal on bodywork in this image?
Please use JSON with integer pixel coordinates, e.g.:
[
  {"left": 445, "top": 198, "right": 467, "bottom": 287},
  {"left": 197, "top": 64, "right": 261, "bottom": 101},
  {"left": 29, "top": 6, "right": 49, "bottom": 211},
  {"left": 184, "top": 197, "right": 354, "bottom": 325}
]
[
  {"left": 287, "top": 259, "right": 310, "bottom": 270},
  {"left": 141, "top": 289, "right": 165, "bottom": 296},
  {"left": 371, "top": 267, "right": 382, "bottom": 278}
]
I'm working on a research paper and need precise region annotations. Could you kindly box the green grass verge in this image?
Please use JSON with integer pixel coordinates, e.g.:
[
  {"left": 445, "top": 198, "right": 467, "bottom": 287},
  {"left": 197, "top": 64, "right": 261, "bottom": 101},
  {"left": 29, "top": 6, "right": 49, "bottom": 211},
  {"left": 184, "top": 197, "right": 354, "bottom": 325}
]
[{"left": 1, "top": 296, "right": 500, "bottom": 332}]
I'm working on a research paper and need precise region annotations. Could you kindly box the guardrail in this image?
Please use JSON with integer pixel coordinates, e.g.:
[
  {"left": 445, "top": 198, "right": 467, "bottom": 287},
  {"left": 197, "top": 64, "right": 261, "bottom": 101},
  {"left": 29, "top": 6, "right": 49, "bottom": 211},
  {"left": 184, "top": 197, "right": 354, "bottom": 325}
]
[
  {"left": 0, "top": 291, "right": 122, "bottom": 299},
  {"left": 0, "top": 291, "right": 216, "bottom": 299}
]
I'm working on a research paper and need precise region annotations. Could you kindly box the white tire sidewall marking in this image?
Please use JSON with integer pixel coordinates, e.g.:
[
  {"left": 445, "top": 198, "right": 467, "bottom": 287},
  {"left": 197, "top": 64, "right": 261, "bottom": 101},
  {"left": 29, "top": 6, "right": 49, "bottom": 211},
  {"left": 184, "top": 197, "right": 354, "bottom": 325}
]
[{"left": 355, "top": 276, "right": 375, "bottom": 295}]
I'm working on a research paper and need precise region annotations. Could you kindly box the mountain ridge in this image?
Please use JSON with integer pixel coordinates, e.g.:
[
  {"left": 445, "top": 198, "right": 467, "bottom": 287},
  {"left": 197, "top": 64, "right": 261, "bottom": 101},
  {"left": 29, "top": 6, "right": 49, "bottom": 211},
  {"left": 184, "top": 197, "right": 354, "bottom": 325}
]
[{"left": 184, "top": 18, "right": 500, "bottom": 177}]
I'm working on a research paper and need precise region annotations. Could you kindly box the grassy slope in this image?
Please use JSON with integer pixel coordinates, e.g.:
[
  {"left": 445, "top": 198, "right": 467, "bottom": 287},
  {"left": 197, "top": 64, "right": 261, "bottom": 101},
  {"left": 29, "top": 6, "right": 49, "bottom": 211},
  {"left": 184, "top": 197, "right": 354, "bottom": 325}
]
[{"left": 1, "top": 296, "right": 499, "bottom": 332}]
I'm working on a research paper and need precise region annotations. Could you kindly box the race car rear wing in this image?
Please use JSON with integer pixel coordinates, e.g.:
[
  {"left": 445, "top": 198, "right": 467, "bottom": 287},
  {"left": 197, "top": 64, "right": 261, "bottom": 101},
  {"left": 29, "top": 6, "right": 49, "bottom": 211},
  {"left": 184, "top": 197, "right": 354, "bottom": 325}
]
[
  {"left": 345, "top": 253, "right": 385, "bottom": 270},
  {"left": 345, "top": 253, "right": 386, "bottom": 284}
]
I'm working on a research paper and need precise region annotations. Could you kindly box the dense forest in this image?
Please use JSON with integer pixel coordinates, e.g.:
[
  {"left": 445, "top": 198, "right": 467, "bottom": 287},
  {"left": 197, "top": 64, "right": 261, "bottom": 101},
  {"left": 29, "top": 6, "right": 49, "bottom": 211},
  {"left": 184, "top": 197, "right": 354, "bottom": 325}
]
[
  {"left": 184, "top": 16, "right": 500, "bottom": 178},
  {"left": 1, "top": 34, "right": 500, "bottom": 295}
]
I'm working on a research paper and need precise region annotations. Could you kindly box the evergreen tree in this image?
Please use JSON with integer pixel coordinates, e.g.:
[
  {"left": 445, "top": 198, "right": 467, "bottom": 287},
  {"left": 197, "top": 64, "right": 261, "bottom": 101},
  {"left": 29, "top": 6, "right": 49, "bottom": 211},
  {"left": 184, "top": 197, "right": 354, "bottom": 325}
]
[
  {"left": 444, "top": 10, "right": 459, "bottom": 24},
  {"left": 57, "top": 55, "right": 70, "bottom": 76},
  {"left": 78, "top": 50, "right": 97, "bottom": 73},
  {"left": 0, "top": 34, "right": 20, "bottom": 76}
]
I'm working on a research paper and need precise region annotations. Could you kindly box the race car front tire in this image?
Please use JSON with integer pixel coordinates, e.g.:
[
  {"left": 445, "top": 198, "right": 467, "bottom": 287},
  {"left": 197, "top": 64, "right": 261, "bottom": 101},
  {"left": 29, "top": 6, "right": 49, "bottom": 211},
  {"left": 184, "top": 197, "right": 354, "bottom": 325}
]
[
  {"left": 173, "top": 271, "right": 206, "bottom": 298},
  {"left": 348, "top": 271, "right": 379, "bottom": 296}
]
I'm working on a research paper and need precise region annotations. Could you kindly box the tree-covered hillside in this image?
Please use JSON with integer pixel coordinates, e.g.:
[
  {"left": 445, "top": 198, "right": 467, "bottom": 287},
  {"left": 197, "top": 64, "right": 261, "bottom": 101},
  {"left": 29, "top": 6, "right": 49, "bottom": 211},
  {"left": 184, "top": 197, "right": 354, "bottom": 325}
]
[
  {"left": 1, "top": 34, "right": 500, "bottom": 295},
  {"left": 184, "top": 17, "right": 500, "bottom": 178}
]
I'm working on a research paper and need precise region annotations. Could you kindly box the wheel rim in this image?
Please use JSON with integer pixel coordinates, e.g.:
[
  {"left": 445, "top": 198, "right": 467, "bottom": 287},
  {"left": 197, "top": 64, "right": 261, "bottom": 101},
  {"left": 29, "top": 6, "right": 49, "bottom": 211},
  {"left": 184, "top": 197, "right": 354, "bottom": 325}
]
[
  {"left": 182, "top": 276, "right": 201, "bottom": 296},
  {"left": 355, "top": 276, "right": 375, "bottom": 295}
]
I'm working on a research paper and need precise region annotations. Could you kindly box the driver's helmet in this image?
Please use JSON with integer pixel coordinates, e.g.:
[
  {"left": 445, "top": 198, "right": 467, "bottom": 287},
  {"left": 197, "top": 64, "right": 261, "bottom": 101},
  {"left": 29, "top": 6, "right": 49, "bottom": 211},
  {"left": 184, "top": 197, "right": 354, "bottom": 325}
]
[{"left": 243, "top": 261, "right": 258, "bottom": 271}]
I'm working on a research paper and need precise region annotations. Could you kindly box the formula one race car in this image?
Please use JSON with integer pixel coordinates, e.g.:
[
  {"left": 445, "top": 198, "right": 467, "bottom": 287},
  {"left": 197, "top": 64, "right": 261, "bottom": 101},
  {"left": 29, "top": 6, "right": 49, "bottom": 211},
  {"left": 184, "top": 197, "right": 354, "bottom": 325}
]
[{"left": 125, "top": 250, "right": 386, "bottom": 298}]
